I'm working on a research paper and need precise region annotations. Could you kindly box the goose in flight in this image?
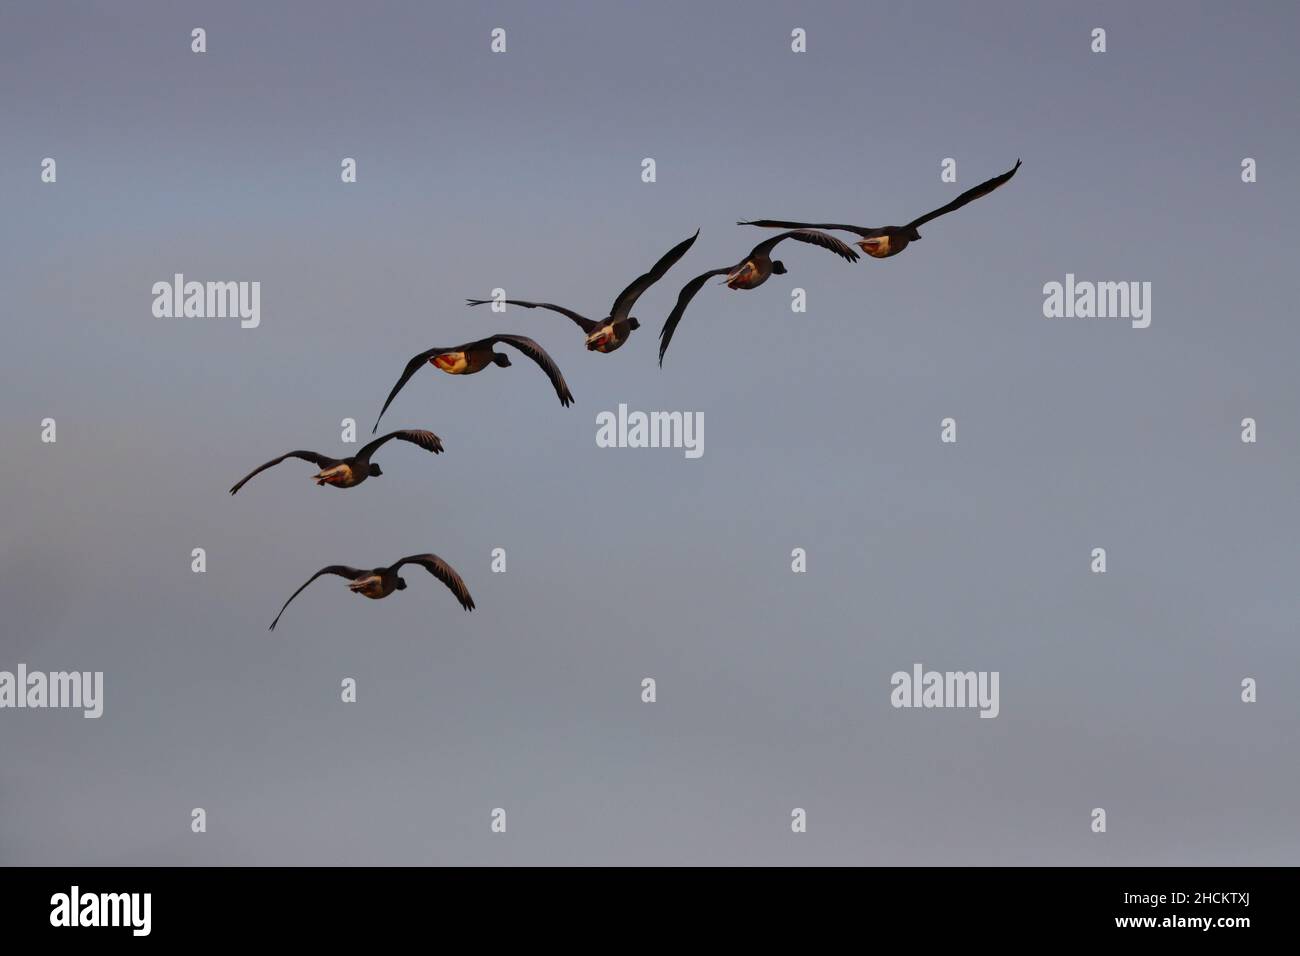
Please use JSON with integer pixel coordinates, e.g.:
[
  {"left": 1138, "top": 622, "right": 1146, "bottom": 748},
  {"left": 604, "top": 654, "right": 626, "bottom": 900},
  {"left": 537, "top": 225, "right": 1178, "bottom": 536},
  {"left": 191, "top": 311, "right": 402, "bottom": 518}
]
[
  {"left": 738, "top": 159, "right": 1021, "bottom": 260},
  {"left": 269, "top": 553, "right": 475, "bottom": 630},
  {"left": 467, "top": 230, "right": 699, "bottom": 353},
  {"left": 229, "top": 429, "right": 443, "bottom": 495},
  {"left": 372, "top": 334, "right": 573, "bottom": 433},
  {"left": 657, "top": 229, "right": 858, "bottom": 365}
]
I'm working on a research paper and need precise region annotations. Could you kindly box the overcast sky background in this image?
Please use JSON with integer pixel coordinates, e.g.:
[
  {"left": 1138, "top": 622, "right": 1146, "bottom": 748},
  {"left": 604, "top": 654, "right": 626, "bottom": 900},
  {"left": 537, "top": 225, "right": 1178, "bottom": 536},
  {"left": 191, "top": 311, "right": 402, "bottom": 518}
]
[{"left": 2, "top": 0, "right": 1298, "bottom": 865}]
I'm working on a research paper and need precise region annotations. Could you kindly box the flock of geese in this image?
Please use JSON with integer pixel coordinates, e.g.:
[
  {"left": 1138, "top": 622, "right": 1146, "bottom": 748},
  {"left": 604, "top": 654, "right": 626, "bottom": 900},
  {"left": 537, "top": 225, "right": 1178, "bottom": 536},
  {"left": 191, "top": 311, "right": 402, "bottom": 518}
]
[{"left": 233, "top": 160, "right": 1022, "bottom": 630}]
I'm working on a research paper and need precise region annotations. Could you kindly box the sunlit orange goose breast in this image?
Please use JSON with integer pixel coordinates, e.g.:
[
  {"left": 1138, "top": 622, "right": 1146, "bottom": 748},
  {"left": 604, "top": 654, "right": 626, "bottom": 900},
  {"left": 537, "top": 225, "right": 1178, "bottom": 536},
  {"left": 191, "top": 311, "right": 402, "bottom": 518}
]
[
  {"left": 432, "top": 349, "right": 496, "bottom": 374},
  {"left": 347, "top": 575, "right": 389, "bottom": 598},
  {"left": 725, "top": 260, "right": 765, "bottom": 289},
  {"left": 313, "top": 462, "right": 357, "bottom": 487}
]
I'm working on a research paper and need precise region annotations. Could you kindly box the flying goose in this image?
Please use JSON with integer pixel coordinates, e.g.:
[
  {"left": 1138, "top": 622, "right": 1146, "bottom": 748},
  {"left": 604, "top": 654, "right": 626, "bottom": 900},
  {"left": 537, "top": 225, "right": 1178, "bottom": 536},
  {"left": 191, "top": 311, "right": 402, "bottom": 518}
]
[
  {"left": 229, "top": 429, "right": 443, "bottom": 495},
  {"left": 739, "top": 159, "right": 1021, "bottom": 260},
  {"left": 466, "top": 230, "right": 699, "bottom": 353},
  {"left": 269, "top": 553, "right": 475, "bottom": 630},
  {"left": 657, "top": 229, "right": 858, "bottom": 365},
  {"left": 372, "top": 334, "right": 573, "bottom": 433}
]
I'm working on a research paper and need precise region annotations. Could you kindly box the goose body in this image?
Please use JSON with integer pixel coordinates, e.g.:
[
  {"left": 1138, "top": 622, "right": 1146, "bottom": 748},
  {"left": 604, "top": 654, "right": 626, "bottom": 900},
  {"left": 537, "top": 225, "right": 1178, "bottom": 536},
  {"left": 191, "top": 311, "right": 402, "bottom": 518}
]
[
  {"left": 466, "top": 230, "right": 699, "bottom": 355},
  {"left": 229, "top": 429, "right": 444, "bottom": 495},
  {"left": 372, "top": 334, "right": 573, "bottom": 433},
  {"left": 739, "top": 159, "right": 1022, "bottom": 261},
  {"left": 269, "top": 553, "right": 475, "bottom": 630},
  {"left": 657, "top": 229, "right": 859, "bottom": 365}
]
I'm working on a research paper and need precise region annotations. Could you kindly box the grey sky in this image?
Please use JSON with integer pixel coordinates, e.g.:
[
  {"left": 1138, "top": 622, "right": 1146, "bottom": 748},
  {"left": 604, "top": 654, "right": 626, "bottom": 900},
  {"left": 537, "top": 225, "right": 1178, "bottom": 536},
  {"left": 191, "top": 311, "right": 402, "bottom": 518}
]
[{"left": 1, "top": 0, "right": 1297, "bottom": 864}]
